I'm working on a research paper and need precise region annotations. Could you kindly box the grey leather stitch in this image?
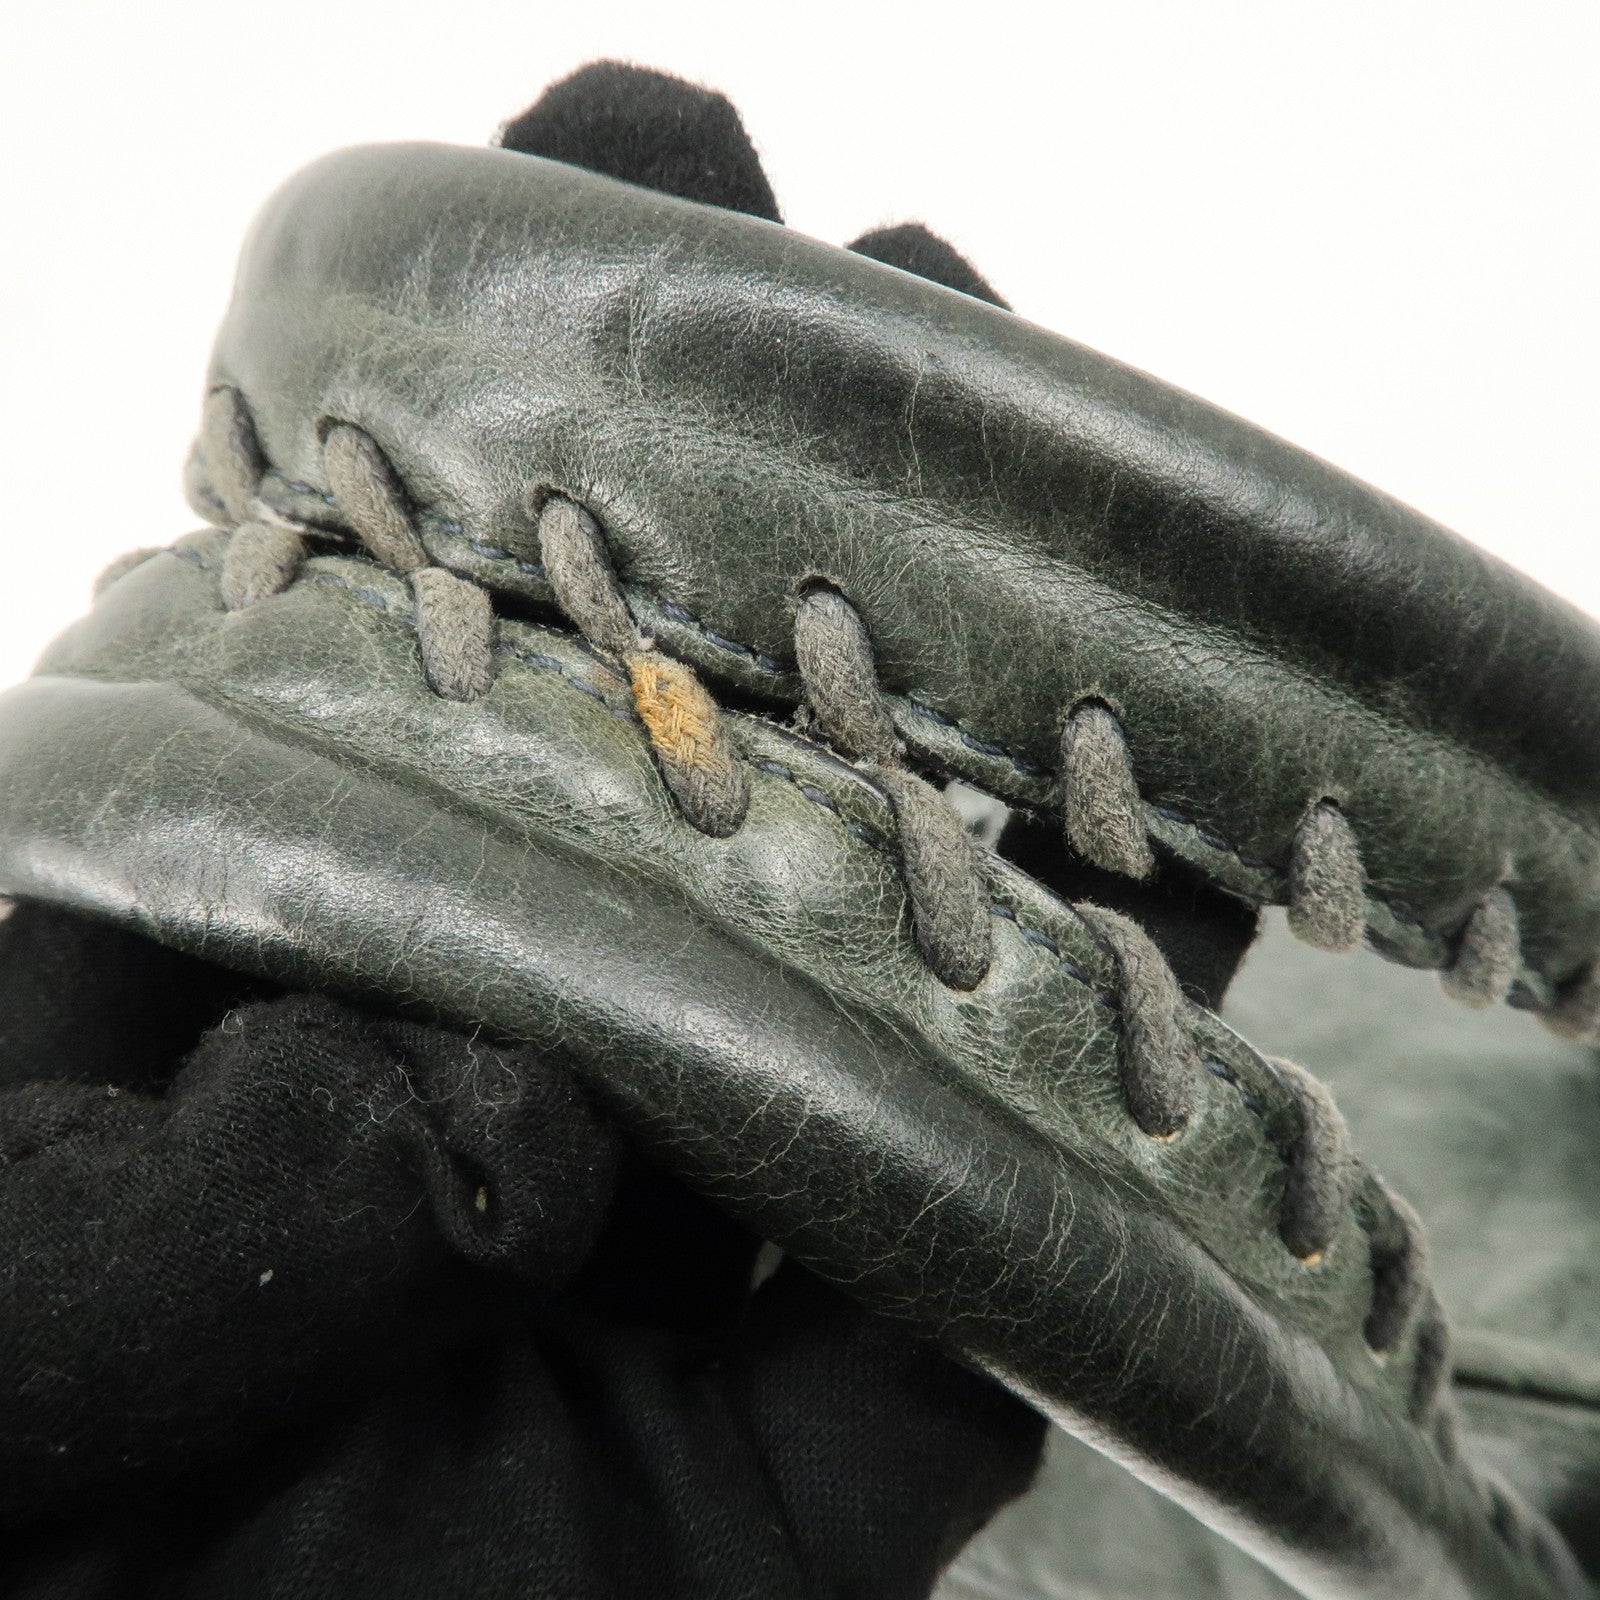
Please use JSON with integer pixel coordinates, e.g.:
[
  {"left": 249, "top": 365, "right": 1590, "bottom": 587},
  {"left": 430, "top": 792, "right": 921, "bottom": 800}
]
[
  {"left": 220, "top": 521, "right": 305, "bottom": 612},
  {"left": 1287, "top": 800, "right": 1368, "bottom": 954},
  {"left": 302, "top": 567, "right": 628, "bottom": 717},
  {"left": 750, "top": 760, "right": 1126, "bottom": 1003},
  {"left": 535, "top": 498, "right": 641, "bottom": 658},
  {"left": 1359, "top": 1177, "right": 1431, "bottom": 1357},
  {"left": 534, "top": 495, "right": 749, "bottom": 837},
  {"left": 1072, "top": 902, "right": 1200, "bottom": 1139},
  {"left": 1059, "top": 701, "right": 1156, "bottom": 879},
  {"left": 199, "top": 387, "right": 264, "bottom": 526},
  {"left": 201, "top": 444, "right": 1586, "bottom": 1036},
  {"left": 793, "top": 584, "right": 992, "bottom": 990},
  {"left": 318, "top": 424, "right": 497, "bottom": 704},
  {"left": 202, "top": 387, "right": 312, "bottom": 618},
  {"left": 1265, "top": 1054, "right": 1359, "bottom": 1264},
  {"left": 408, "top": 566, "right": 495, "bottom": 702},
  {"left": 1442, "top": 884, "right": 1523, "bottom": 1009},
  {"left": 1545, "top": 957, "right": 1600, "bottom": 1039},
  {"left": 793, "top": 586, "right": 903, "bottom": 765},
  {"left": 1411, "top": 1293, "right": 1454, "bottom": 1423},
  {"left": 864, "top": 762, "right": 994, "bottom": 991},
  {"left": 321, "top": 425, "right": 430, "bottom": 575}
]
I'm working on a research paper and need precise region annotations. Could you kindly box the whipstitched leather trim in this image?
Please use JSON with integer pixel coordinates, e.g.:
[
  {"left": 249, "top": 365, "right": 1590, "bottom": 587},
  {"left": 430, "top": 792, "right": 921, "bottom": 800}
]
[
  {"left": 188, "top": 426, "right": 1600, "bottom": 1033},
  {"left": 169, "top": 393, "right": 1459, "bottom": 1436}
]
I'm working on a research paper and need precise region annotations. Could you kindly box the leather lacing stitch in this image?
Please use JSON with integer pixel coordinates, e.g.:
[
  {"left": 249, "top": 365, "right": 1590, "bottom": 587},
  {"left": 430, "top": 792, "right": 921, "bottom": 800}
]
[
  {"left": 201, "top": 391, "right": 1600, "bottom": 1039},
  {"left": 198, "top": 387, "right": 1451, "bottom": 1424},
  {"left": 205, "top": 393, "right": 496, "bottom": 703},
  {"left": 1060, "top": 700, "right": 1548, "bottom": 1020}
]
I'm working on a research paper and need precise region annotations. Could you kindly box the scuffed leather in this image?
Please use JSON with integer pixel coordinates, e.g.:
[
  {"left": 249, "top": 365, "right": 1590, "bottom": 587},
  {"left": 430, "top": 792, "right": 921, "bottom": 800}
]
[
  {"left": 0, "top": 539, "right": 1584, "bottom": 1599},
  {"left": 184, "top": 142, "right": 1600, "bottom": 1006}
]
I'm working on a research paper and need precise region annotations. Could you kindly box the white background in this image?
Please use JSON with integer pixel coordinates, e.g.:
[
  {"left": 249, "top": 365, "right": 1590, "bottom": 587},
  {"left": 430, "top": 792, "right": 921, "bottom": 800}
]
[{"left": 2, "top": 2, "right": 1596, "bottom": 693}]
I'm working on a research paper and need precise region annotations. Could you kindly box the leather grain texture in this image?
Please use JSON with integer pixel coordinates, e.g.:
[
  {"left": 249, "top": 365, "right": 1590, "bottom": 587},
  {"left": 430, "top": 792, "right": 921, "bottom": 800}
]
[
  {"left": 0, "top": 539, "right": 1585, "bottom": 1600},
  {"left": 943, "top": 919, "right": 1600, "bottom": 1596},
  {"left": 184, "top": 141, "right": 1600, "bottom": 1008},
  {"left": 1231, "top": 916, "right": 1600, "bottom": 1410}
]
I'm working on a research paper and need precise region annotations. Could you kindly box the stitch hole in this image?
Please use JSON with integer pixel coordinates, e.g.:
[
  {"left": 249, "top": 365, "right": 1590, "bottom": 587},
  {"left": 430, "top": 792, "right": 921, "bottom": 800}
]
[{"left": 524, "top": 481, "right": 575, "bottom": 521}]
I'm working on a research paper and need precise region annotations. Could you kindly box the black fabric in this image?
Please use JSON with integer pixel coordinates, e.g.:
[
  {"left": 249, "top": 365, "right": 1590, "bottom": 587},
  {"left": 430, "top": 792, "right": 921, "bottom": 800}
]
[
  {"left": 0, "top": 900, "right": 1047, "bottom": 1599},
  {"left": 0, "top": 897, "right": 269, "bottom": 1092},
  {"left": 847, "top": 223, "right": 1010, "bottom": 309},
  {"left": 499, "top": 61, "right": 783, "bottom": 224}
]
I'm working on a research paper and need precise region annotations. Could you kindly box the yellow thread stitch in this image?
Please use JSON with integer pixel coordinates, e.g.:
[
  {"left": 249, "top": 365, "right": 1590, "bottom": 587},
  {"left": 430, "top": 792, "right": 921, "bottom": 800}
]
[{"left": 627, "top": 651, "right": 724, "bottom": 772}]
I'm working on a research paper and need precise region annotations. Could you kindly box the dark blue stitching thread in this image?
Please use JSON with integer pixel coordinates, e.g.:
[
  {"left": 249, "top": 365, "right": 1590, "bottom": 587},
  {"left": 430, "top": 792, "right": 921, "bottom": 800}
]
[
  {"left": 1202, "top": 1057, "right": 1269, "bottom": 1120},
  {"left": 263, "top": 466, "right": 335, "bottom": 507},
  {"left": 904, "top": 699, "right": 1047, "bottom": 773},
  {"left": 1153, "top": 805, "right": 1273, "bottom": 873},
  {"left": 258, "top": 466, "right": 465, "bottom": 536},
  {"left": 300, "top": 570, "right": 394, "bottom": 612},
  {"left": 988, "top": 901, "right": 1117, "bottom": 1006},
  {"left": 494, "top": 640, "right": 635, "bottom": 721},
  {"left": 754, "top": 759, "right": 895, "bottom": 855},
  {"left": 461, "top": 541, "right": 790, "bottom": 674},
  {"left": 468, "top": 539, "right": 544, "bottom": 579},
  {"left": 296, "top": 569, "right": 636, "bottom": 720}
]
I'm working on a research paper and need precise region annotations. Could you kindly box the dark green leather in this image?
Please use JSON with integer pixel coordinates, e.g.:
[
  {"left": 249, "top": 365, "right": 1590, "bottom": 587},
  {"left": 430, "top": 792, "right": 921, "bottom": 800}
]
[
  {"left": 1232, "top": 913, "right": 1600, "bottom": 1577},
  {"left": 942, "top": 919, "right": 1600, "bottom": 1596},
  {"left": 184, "top": 141, "right": 1600, "bottom": 1011},
  {"left": 3, "top": 135, "right": 1597, "bottom": 1600},
  {"left": 0, "top": 534, "right": 1584, "bottom": 1599}
]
